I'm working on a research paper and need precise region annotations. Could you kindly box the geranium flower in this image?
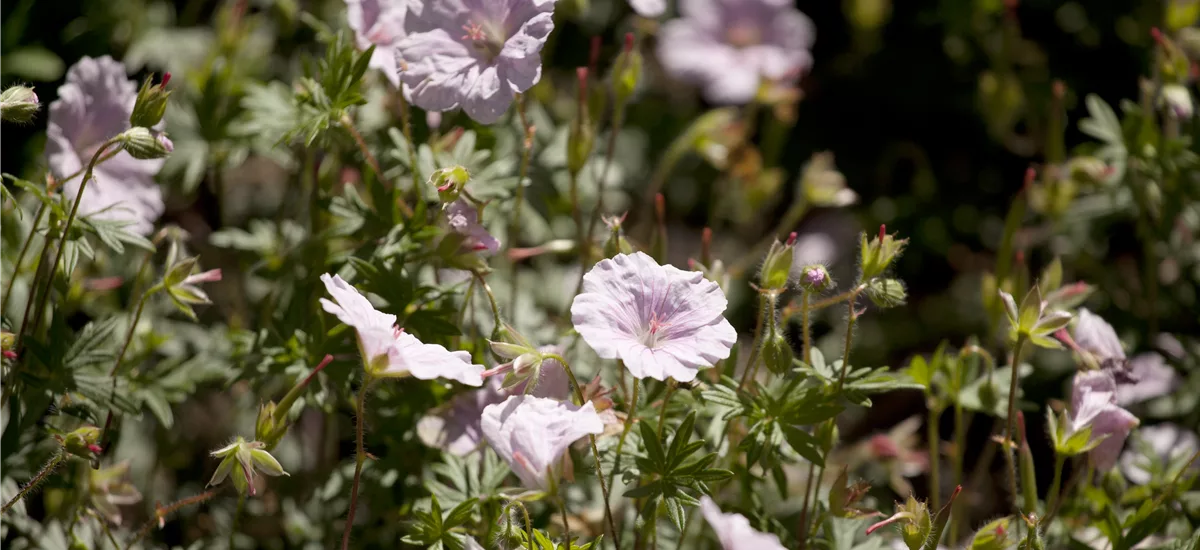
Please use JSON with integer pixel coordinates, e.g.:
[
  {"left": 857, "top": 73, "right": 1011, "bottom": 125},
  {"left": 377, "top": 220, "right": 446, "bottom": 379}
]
[
  {"left": 1070, "top": 371, "right": 1139, "bottom": 471},
  {"left": 320, "top": 273, "right": 484, "bottom": 385},
  {"left": 46, "top": 56, "right": 164, "bottom": 236},
  {"left": 1119, "top": 423, "right": 1199, "bottom": 485},
  {"left": 446, "top": 200, "right": 501, "bottom": 254},
  {"left": 396, "top": 0, "right": 556, "bottom": 123},
  {"left": 345, "top": 0, "right": 408, "bottom": 87},
  {"left": 699, "top": 496, "right": 786, "bottom": 550},
  {"left": 1073, "top": 309, "right": 1176, "bottom": 402},
  {"left": 417, "top": 350, "right": 568, "bottom": 455},
  {"left": 657, "top": 0, "right": 815, "bottom": 104},
  {"left": 571, "top": 252, "right": 736, "bottom": 382},
  {"left": 480, "top": 395, "right": 604, "bottom": 492}
]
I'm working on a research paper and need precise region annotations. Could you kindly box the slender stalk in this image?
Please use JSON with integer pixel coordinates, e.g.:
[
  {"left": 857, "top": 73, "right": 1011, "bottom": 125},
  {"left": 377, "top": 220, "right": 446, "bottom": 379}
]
[
  {"left": 472, "top": 270, "right": 502, "bottom": 335},
  {"left": 569, "top": 169, "right": 585, "bottom": 259},
  {"left": 782, "top": 286, "right": 862, "bottom": 320},
  {"left": 110, "top": 293, "right": 151, "bottom": 377},
  {"left": 803, "top": 462, "right": 827, "bottom": 547},
  {"left": 501, "top": 500, "right": 535, "bottom": 550},
  {"left": 927, "top": 403, "right": 942, "bottom": 510},
  {"left": 98, "top": 248, "right": 161, "bottom": 452},
  {"left": 129, "top": 489, "right": 220, "bottom": 546},
  {"left": 605, "top": 380, "right": 639, "bottom": 506},
  {"left": 655, "top": 383, "right": 677, "bottom": 438},
  {"left": 88, "top": 508, "right": 123, "bottom": 550},
  {"left": 2, "top": 202, "right": 48, "bottom": 309},
  {"left": 397, "top": 93, "right": 421, "bottom": 195},
  {"left": 950, "top": 402, "right": 966, "bottom": 542},
  {"left": 559, "top": 497, "right": 572, "bottom": 546},
  {"left": 797, "top": 461, "right": 817, "bottom": 547},
  {"left": 229, "top": 493, "right": 246, "bottom": 549},
  {"left": 1046, "top": 453, "right": 1066, "bottom": 516},
  {"left": 341, "top": 115, "right": 412, "bottom": 218},
  {"left": 1, "top": 451, "right": 65, "bottom": 513},
  {"left": 21, "top": 138, "right": 120, "bottom": 352},
  {"left": 584, "top": 104, "right": 624, "bottom": 255},
  {"left": 800, "top": 291, "right": 812, "bottom": 364},
  {"left": 543, "top": 353, "right": 620, "bottom": 550},
  {"left": 835, "top": 289, "right": 862, "bottom": 391},
  {"left": 341, "top": 376, "right": 376, "bottom": 550},
  {"left": 508, "top": 95, "right": 534, "bottom": 319},
  {"left": 736, "top": 293, "right": 769, "bottom": 391},
  {"left": 1002, "top": 335, "right": 1027, "bottom": 514}
]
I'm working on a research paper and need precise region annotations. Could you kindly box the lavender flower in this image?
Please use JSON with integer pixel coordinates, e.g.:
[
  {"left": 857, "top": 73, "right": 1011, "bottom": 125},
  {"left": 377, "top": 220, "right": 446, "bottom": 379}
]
[
  {"left": 346, "top": 0, "right": 409, "bottom": 87},
  {"left": 1073, "top": 309, "right": 1176, "bottom": 402},
  {"left": 571, "top": 252, "right": 736, "bottom": 382},
  {"left": 320, "top": 273, "right": 484, "bottom": 385},
  {"left": 396, "top": 0, "right": 556, "bottom": 123},
  {"left": 699, "top": 496, "right": 786, "bottom": 550},
  {"left": 657, "top": 0, "right": 815, "bottom": 104},
  {"left": 46, "top": 56, "right": 164, "bottom": 236},
  {"left": 417, "top": 351, "right": 569, "bottom": 455},
  {"left": 1070, "top": 371, "right": 1139, "bottom": 471},
  {"left": 480, "top": 395, "right": 604, "bottom": 492},
  {"left": 446, "top": 200, "right": 501, "bottom": 254},
  {"left": 1119, "top": 423, "right": 1199, "bottom": 485}
]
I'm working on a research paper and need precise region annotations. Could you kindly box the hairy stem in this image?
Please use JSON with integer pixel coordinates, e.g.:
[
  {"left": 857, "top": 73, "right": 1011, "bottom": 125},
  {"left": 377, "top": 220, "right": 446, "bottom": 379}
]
[
  {"left": 544, "top": 353, "right": 620, "bottom": 550},
  {"left": 1002, "top": 335, "right": 1027, "bottom": 513},
  {"left": 341, "top": 115, "right": 412, "bottom": 218},
  {"left": 1, "top": 451, "right": 65, "bottom": 513},
  {"left": 950, "top": 402, "right": 966, "bottom": 542},
  {"left": 2, "top": 202, "right": 48, "bottom": 309},
  {"left": 129, "top": 489, "right": 220, "bottom": 547},
  {"left": 797, "top": 461, "right": 817, "bottom": 547},
  {"left": 229, "top": 493, "right": 245, "bottom": 549},
  {"left": 800, "top": 291, "right": 812, "bottom": 364},
  {"left": 397, "top": 93, "right": 421, "bottom": 202},
  {"left": 736, "top": 293, "right": 770, "bottom": 391},
  {"left": 341, "top": 376, "right": 376, "bottom": 550},
  {"left": 605, "top": 380, "right": 639, "bottom": 515},
  {"left": 835, "top": 288, "right": 862, "bottom": 391},
  {"left": 508, "top": 95, "right": 534, "bottom": 320},
  {"left": 928, "top": 403, "right": 942, "bottom": 510},
  {"left": 559, "top": 497, "right": 572, "bottom": 546}
]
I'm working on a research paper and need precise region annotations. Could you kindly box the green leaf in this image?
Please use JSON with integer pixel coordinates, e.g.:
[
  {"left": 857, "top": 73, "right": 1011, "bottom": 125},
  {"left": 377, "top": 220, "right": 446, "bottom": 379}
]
[
  {"left": 663, "top": 496, "right": 687, "bottom": 531},
  {"left": 639, "top": 420, "right": 666, "bottom": 468}
]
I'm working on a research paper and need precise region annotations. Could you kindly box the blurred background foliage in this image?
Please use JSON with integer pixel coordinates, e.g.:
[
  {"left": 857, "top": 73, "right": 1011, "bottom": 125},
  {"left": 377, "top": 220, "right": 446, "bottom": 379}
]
[{"left": 2, "top": 0, "right": 1199, "bottom": 547}]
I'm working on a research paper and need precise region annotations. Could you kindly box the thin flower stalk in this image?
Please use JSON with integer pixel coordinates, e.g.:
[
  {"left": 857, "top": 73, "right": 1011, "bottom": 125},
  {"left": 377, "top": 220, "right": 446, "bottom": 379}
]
[{"left": 1, "top": 451, "right": 66, "bottom": 513}]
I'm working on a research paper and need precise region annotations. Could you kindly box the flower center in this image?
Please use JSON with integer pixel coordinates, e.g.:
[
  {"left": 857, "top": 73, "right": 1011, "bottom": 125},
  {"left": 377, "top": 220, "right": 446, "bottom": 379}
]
[
  {"left": 725, "top": 23, "right": 762, "bottom": 48},
  {"left": 462, "top": 20, "right": 506, "bottom": 60},
  {"left": 643, "top": 311, "right": 673, "bottom": 349}
]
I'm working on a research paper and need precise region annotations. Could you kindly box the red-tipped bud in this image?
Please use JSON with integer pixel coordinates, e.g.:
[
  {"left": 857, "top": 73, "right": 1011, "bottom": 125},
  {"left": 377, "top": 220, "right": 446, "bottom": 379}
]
[
  {"left": 576, "top": 67, "right": 589, "bottom": 105},
  {"left": 589, "top": 36, "right": 602, "bottom": 73},
  {"left": 623, "top": 32, "right": 635, "bottom": 52},
  {"left": 1151, "top": 27, "right": 1166, "bottom": 45},
  {"left": 878, "top": 224, "right": 886, "bottom": 242},
  {"left": 161, "top": 72, "right": 172, "bottom": 87},
  {"left": 786, "top": 231, "right": 798, "bottom": 246},
  {"left": 1023, "top": 166, "right": 1037, "bottom": 191}
]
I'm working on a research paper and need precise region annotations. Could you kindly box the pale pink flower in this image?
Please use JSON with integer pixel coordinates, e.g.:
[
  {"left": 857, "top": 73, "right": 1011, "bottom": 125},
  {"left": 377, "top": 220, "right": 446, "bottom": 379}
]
[
  {"left": 1074, "top": 309, "right": 1177, "bottom": 403},
  {"left": 571, "top": 252, "right": 736, "bottom": 382},
  {"left": 320, "top": 273, "right": 484, "bottom": 385},
  {"left": 699, "top": 496, "right": 786, "bottom": 550},
  {"left": 1070, "top": 371, "right": 1139, "bottom": 471},
  {"left": 446, "top": 200, "right": 500, "bottom": 255},
  {"left": 345, "top": 0, "right": 408, "bottom": 87},
  {"left": 480, "top": 395, "right": 604, "bottom": 492}
]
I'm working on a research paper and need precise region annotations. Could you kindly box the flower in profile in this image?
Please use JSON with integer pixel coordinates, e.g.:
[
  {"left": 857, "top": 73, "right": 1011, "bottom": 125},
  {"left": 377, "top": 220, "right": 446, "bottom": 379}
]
[
  {"left": 320, "top": 273, "right": 484, "bottom": 385},
  {"left": 207, "top": 437, "right": 288, "bottom": 497},
  {"left": 572, "top": 252, "right": 736, "bottom": 382},
  {"left": 396, "top": 0, "right": 556, "bottom": 123},
  {"left": 699, "top": 496, "right": 786, "bottom": 550},
  {"left": 346, "top": 0, "right": 408, "bottom": 87},
  {"left": 1117, "top": 353, "right": 1176, "bottom": 406},
  {"left": 657, "top": 0, "right": 815, "bottom": 104},
  {"left": 1069, "top": 371, "right": 1139, "bottom": 471},
  {"left": 417, "top": 351, "right": 568, "bottom": 455},
  {"left": 481, "top": 395, "right": 604, "bottom": 492},
  {"left": 88, "top": 461, "right": 142, "bottom": 525},
  {"left": 446, "top": 200, "right": 501, "bottom": 255},
  {"left": 46, "top": 56, "right": 164, "bottom": 236},
  {"left": 1119, "top": 423, "right": 1199, "bottom": 485},
  {"left": 1072, "top": 308, "right": 1177, "bottom": 398}
]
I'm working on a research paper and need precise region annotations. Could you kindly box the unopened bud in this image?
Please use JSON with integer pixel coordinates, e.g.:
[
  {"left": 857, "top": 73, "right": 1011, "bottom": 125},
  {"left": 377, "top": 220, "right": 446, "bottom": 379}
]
[
  {"left": 612, "top": 33, "right": 642, "bottom": 106},
  {"left": 0, "top": 85, "right": 40, "bottom": 124},
  {"left": 798, "top": 264, "right": 832, "bottom": 293},
  {"left": 799, "top": 152, "right": 856, "bottom": 207},
  {"left": 860, "top": 226, "right": 907, "bottom": 280},
  {"left": 431, "top": 165, "right": 470, "bottom": 202},
  {"left": 970, "top": 517, "right": 1013, "bottom": 550},
  {"left": 762, "top": 332, "right": 794, "bottom": 375},
  {"left": 567, "top": 67, "right": 594, "bottom": 176},
  {"left": 760, "top": 236, "right": 795, "bottom": 290},
  {"left": 61, "top": 426, "right": 103, "bottom": 458},
  {"left": 602, "top": 214, "right": 633, "bottom": 258},
  {"left": 120, "top": 127, "right": 173, "bottom": 160},
  {"left": 130, "top": 74, "right": 171, "bottom": 128},
  {"left": 865, "top": 278, "right": 907, "bottom": 308}
]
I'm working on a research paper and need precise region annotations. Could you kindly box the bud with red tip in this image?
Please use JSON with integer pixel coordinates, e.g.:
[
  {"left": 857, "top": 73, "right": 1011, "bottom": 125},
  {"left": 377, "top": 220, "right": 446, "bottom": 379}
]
[
  {"left": 130, "top": 73, "right": 172, "bottom": 128},
  {"left": 760, "top": 232, "right": 797, "bottom": 291},
  {"left": 860, "top": 225, "right": 907, "bottom": 280}
]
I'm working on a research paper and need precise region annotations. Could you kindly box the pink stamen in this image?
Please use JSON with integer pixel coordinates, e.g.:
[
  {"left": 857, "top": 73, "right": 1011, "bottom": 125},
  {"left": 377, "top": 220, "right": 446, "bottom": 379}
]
[
  {"left": 878, "top": 224, "right": 886, "bottom": 242},
  {"left": 865, "top": 512, "right": 909, "bottom": 535},
  {"left": 482, "top": 363, "right": 514, "bottom": 378},
  {"left": 785, "top": 231, "right": 798, "bottom": 247},
  {"left": 88, "top": 444, "right": 104, "bottom": 454},
  {"left": 161, "top": 72, "right": 171, "bottom": 87},
  {"left": 462, "top": 22, "right": 486, "bottom": 41}
]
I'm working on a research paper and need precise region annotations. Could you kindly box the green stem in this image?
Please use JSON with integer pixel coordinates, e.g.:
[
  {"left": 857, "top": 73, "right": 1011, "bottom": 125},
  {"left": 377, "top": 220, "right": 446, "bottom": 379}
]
[
  {"left": 605, "top": 379, "right": 639, "bottom": 512},
  {"left": 804, "top": 461, "right": 827, "bottom": 546},
  {"left": 797, "top": 461, "right": 816, "bottom": 548},
  {"left": 90, "top": 508, "right": 123, "bottom": 550},
  {"left": 584, "top": 104, "right": 624, "bottom": 256},
  {"left": 569, "top": 168, "right": 585, "bottom": 260},
  {"left": 543, "top": 353, "right": 620, "bottom": 550},
  {"left": 1002, "top": 335, "right": 1028, "bottom": 514},
  {"left": 559, "top": 497, "right": 572, "bottom": 546},
  {"left": 1, "top": 451, "right": 65, "bottom": 513},
  {"left": 341, "top": 376, "right": 376, "bottom": 550},
  {"left": 928, "top": 402, "right": 942, "bottom": 511},
  {"left": 341, "top": 115, "right": 412, "bottom": 218},
  {"left": 655, "top": 383, "right": 677, "bottom": 438},
  {"left": 508, "top": 95, "right": 534, "bottom": 320},
  {"left": 502, "top": 500, "right": 535, "bottom": 550},
  {"left": 397, "top": 93, "right": 421, "bottom": 198},
  {"left": 272, "top": 353, "right": 335, "bottom": 426},
  {"left": 1046, "top": 453, "right": 1065, "bottom": 516},
  {"left": 229, "top": 493, "right": 245, "bottom": 549},
  {"left": 21, "top": 138, "right": 120, "bottom": 352},
  {"left": 98, "top": 247, "right": 161, "bottom": 452},
  {"left": 800, "top": 291, "right": 812, "bottom": 364},
  {"left": 736, "top": 293, "right": 769, "bottom": 391},
  {"left": 835, "top": 288, "right": 862, "bottom": 392},
  {"left": 472, "top": 271, "right": 503, "bottom": 337},
  {"left": 950, "top": 402, "right": 966, "bottom": 542},
  {"left": 128, "top": 489, "right": 220, "bottom": 547},
  {"left": 2, "top": 202, "right": 48, "bottom": 309}
]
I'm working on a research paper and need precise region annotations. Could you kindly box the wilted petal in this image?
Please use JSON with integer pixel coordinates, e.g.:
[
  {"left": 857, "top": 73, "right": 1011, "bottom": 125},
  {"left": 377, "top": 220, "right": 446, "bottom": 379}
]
[
  {"left": 1073, "top": 309, "right": 1125, "bottom": 360},
  {"left": 1070, "top": 371, "right": 1139, "bottom": 472},
  {"left": 481, "top": 395, "right": 604, "bottom": 491},
  {"left": 572, "top": 252, "right": 736, "bottom": 383},
  {"left": 1116, "top": 353, "right": 1177, "bottom": 406},
  {"left": 208, "top": 456, "right": 235, "bottom": 487},
  {"left": 1088, "top": 405, "right": 1139, "bottom": 471},
  {"left": 699, "top": 496, "right": 786, "bottom": 550}
]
